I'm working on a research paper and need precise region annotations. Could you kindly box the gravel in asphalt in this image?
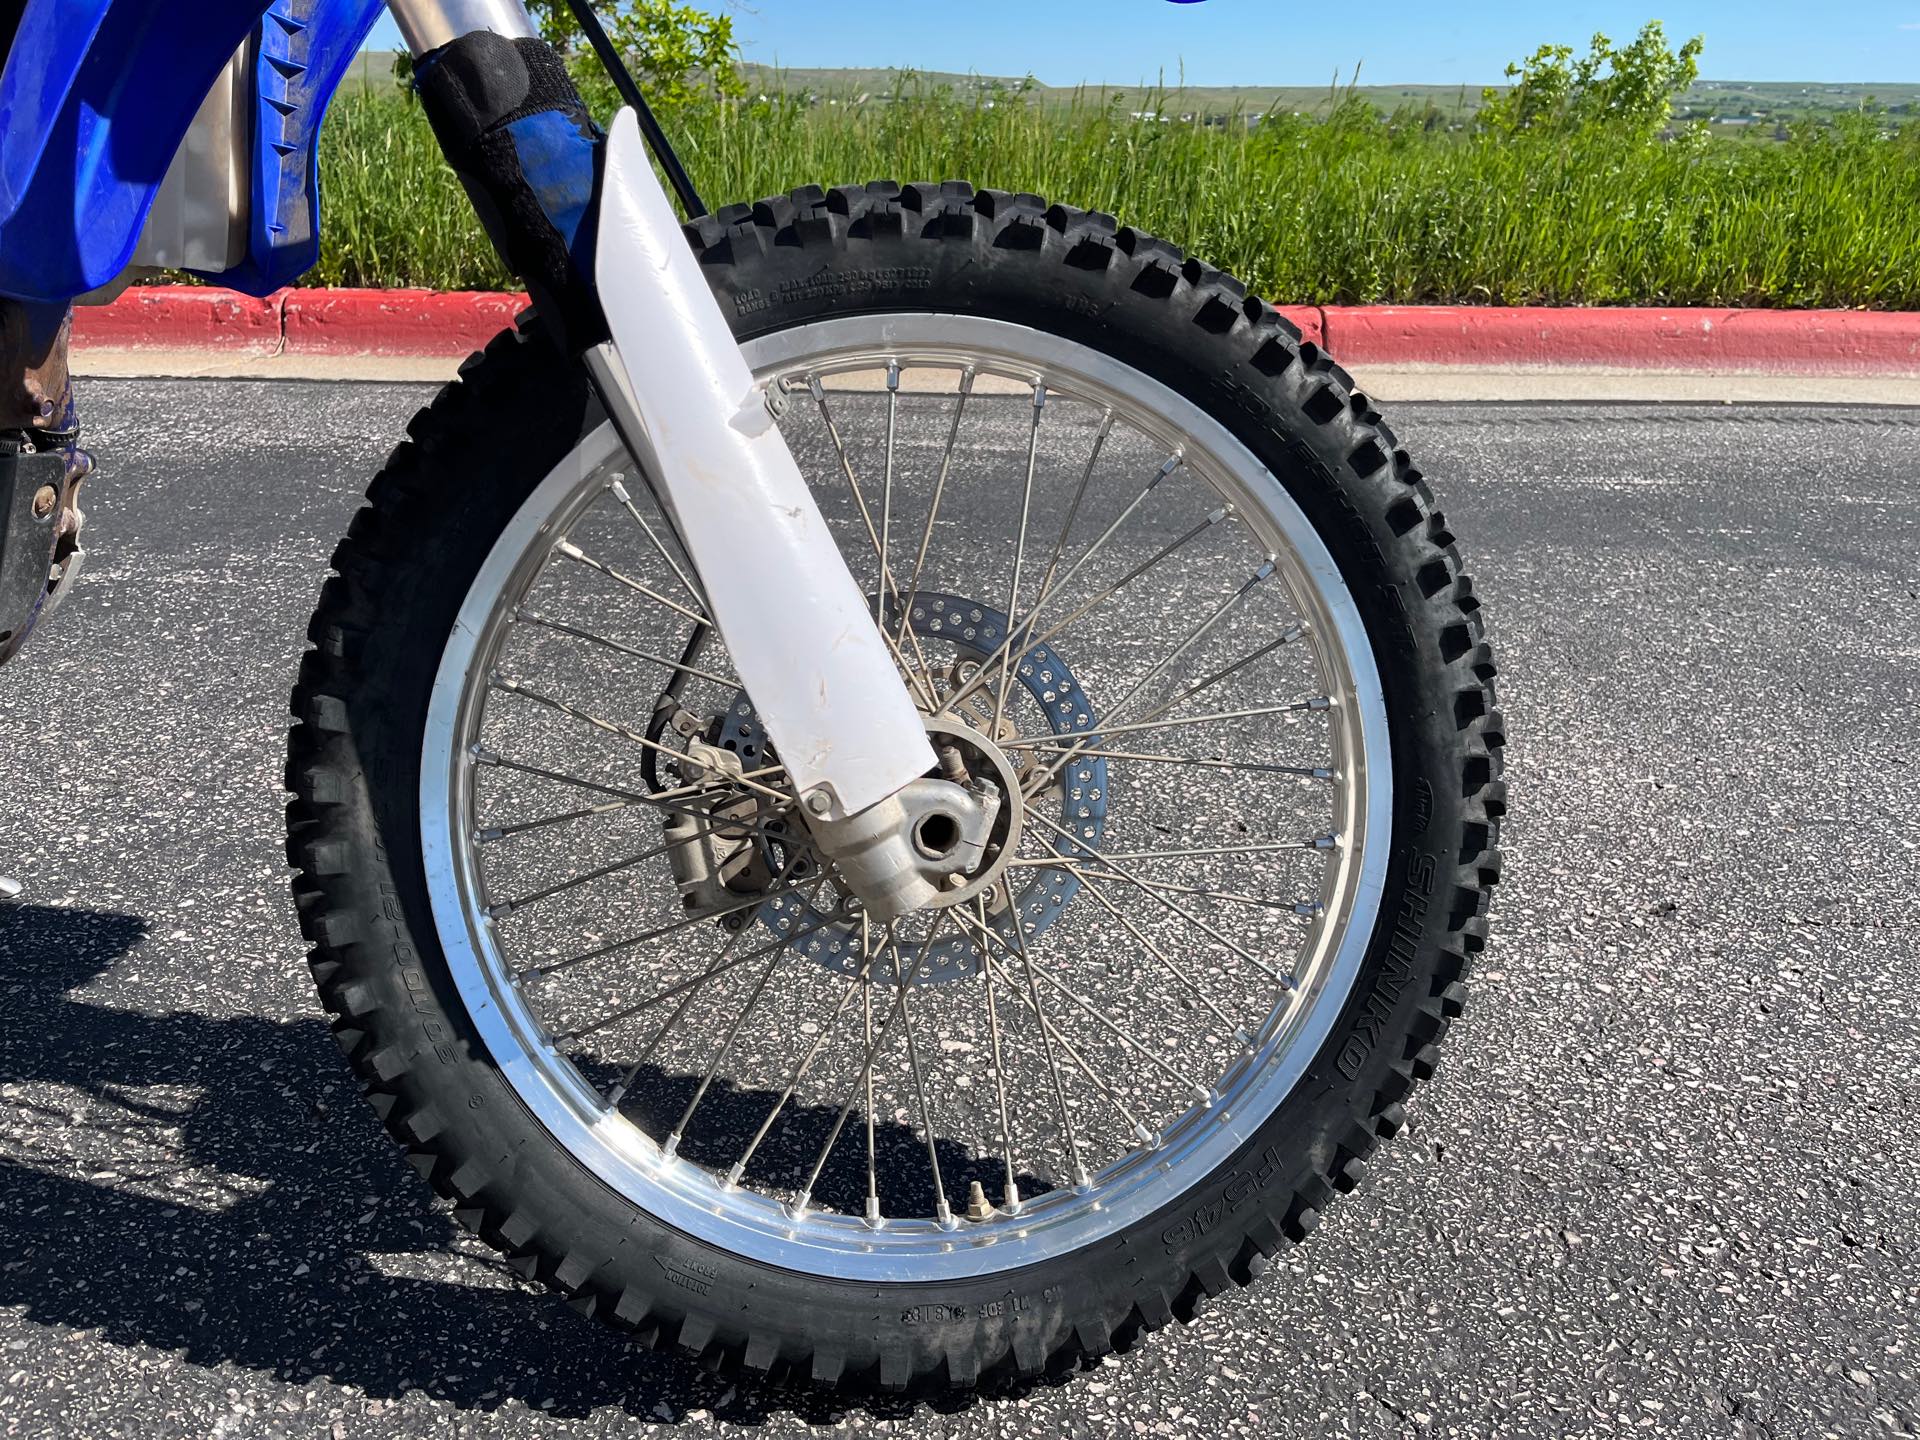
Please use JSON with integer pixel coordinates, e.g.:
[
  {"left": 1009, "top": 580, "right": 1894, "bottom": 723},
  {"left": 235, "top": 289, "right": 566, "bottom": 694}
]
[{"left": 0, "top": 380, "right": 1916, "bottom": 1439}]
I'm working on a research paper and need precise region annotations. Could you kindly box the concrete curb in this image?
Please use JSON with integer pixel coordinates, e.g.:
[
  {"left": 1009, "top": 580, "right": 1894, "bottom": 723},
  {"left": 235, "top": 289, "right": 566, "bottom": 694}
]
[{"left": 70, "top": 286, "right": 1920, "bottom": 376}]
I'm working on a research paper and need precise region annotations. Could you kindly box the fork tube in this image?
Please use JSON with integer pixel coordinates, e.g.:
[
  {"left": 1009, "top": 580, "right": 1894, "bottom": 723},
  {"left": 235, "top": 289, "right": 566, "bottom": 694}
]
[{"left": 386, "top": 0, "right": 536, "bottom": 54}]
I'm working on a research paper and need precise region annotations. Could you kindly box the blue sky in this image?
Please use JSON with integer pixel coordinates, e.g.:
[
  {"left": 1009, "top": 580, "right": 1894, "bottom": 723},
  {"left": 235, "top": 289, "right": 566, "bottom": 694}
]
[{"left": 363, "top": 3, "right": 1920, "bottom": 86}]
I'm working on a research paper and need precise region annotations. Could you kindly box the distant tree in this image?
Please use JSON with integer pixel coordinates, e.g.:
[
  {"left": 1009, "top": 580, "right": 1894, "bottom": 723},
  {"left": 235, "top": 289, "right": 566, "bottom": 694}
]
[
  {"left": 529, "top": 0, "right": 744, "bottom": 107},
  {"left": 1481, "top": 21, "right": 1703, "bottom": 139},
  {"left": 394, "top": 1, "right": 743, "bottom": 107}
]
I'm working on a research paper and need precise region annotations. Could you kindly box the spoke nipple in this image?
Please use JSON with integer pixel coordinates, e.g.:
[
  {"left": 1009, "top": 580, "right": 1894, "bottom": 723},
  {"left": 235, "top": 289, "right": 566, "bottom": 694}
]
[
  {"left": 474, "top": 828, "right": 504, "bottom": 844},
  {"left": 936, "top": 1202, "right": 960, "bottom": 1231},
  {"left": 1071, "top": 1165, "right": 1093, "bottom": 1191},
  {"left": 1002, "top": 1186, "right": 1023, "bottom": 1215},
  {"left": 609, "top": 478, "right": 632, "bottom": 504},
  {"left": 788, "top": 1194, "right": 812, "bottom": 1221},
  {"left": 1308, "top": 696, "right": 1332, "bottom": 711},
  {"left": 1205, "top": 506, "right": 1228, "bottom": 525},
  {"left": 1313, "top": 768, "right": 1337, "bottom": 782},
  {"left": 886, "top": 361, "right": 901, "bottom": 391},
  {"left": 864, "top": 1197, "right": 884, "bottom": 1229},
  {"left": 517, "top": 967, "right": 545, "bottom": 984},
  {"left": 468, "top": 745, "right": 500, "bottom": 766},
  {"left": 605, "top": 1083, "right": 627, "bottom": 1106},
  {"left": 554, "top": 539, "right": 585, "bottom": 561},
  {"left": 1132, "top": 1123, "right": 1156, "bottom": 1147},
  {"left": 661, "top": 1133, "right": 681, "bottom": 1160},
  {"left": 1234, "top": 1027, "right": 1254, "bottom": 1048},
  {"left": 965, "top": 1180, "right": 994, "bottom": 1222},
  {"left": 723, "top": 1162, "right": 745, "bottom": 1189},
  {"left": 484, "top": 902, "right": 515, "bottom": 919},
  {"left": 1192, "top": 1084, "right": 1215, "bottom": 1105}
]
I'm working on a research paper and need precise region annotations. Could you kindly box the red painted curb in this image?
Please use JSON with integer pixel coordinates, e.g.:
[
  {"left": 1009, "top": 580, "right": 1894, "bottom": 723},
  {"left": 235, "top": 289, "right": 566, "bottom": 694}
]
[
  {"left": 1320, "top": 306, "right": 1920, "bottom": 375},
  {"left": 280, "top": 288, "right": 531, "bottom": 355},
  {"left": 69, "top": 287, "right": 1920, "bottom": 375},
  {"left": 1276, "top": 305, "right": 1324, "bottom": 349},
  {"left": 72, "top": 286, "right": 285, "bottom": 353}
]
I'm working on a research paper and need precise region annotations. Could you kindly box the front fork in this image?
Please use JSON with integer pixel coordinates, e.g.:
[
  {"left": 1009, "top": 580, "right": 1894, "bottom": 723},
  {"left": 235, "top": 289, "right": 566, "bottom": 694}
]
[{"left": 391, "top": 1, "right": 970, "bottom": 916}]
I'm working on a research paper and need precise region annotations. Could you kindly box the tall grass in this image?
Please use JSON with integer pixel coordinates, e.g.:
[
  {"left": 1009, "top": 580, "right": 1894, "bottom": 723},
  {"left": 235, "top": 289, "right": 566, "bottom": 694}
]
[{"left": 312, "top": 86, "right": 1920, "bottom": 308}]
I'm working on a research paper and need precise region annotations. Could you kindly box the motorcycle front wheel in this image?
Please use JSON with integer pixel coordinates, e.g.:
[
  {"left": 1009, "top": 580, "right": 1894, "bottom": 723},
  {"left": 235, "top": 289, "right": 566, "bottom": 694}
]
[{"left": 287, "top": 181, "right": 1503, "bottom": 1395}]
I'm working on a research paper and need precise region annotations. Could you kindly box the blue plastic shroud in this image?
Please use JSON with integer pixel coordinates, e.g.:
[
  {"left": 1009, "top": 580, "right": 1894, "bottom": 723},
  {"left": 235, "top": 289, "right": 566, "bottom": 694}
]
[{"left": 0, "top": 0, "right": 384, "bottom": 303}]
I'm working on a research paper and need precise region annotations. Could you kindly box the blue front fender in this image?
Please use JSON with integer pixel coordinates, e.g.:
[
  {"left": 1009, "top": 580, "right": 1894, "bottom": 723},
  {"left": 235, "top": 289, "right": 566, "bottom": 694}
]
[{"left": 0, "top": 0, "right": 385, "bottom": 303}]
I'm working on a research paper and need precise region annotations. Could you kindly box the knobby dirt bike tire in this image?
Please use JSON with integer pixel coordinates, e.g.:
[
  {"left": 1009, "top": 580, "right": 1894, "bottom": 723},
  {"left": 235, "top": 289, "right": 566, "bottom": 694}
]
[{"left": 285, "top": 180, "right": 1504, "bottom": 1396}]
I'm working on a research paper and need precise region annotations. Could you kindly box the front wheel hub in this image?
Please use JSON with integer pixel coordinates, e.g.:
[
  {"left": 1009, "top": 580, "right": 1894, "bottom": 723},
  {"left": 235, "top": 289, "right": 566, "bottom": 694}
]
[{"left": 718, "top": 592, "right": 1108, "bottom": 984}]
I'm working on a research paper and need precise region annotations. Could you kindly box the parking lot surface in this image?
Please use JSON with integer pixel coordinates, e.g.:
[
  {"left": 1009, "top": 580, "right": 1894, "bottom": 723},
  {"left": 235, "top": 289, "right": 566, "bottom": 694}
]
[{"left": 1, "top": 381, "right": 1916, "bottom": 1438}]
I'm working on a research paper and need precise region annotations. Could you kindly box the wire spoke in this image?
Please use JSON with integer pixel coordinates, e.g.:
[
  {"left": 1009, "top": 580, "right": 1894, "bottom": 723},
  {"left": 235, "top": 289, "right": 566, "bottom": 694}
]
[
  {"left": 1069, "top": 872, "right": 1250, "bottom": 1042},
  {"left": 983, "top": 891, "right": 1088, "bottom": 1187},
  {"left": 940, "top": 461, "right": 1201, "bottom": 719},
  {"left": 1002, "top": 699, "right": 1330, "bottom": 770},
  {"left": 534, "top": 877, "right": 813, "bottom": 983},
  {"left": 489, "top": 674, "right": 797, "bottom": 807},
  {"left": 893, "top": 929, "right": 956, "bottom": 1226},
  {"left": 489, "top": 835, "right": 680, "bottom": 917},
  {"left": 608, "top": 475, "right": 710, "bottom": 618},
  {"left": 662, "top": 909, "right": 812, "bottom": 1157},
  {"left": 805, "top": 375, "right": 941, "bottom": 705},
  {"left": 555, "top": 540, "right": 709, "bottom": 628},
  {"left": 725, "top": 946, "right": 879, "bottom": 1188},
  {"left": 1031, "top": 407, "right": 1115, "bottom": 610},
  {"left": 958, "top": 906, "right": 1206, "bottom": 1103},
  {"left": 515, "top": 609, "right": 740, "bottom": 690},
  {"left": 979, "top": 929, "right": 1022, "bottom": 1211},
  {"left": 861, "top": 914, "right": 880, "bottom": 1226},
  {"left": 1013, "top": 744, "right": 1334, "bottom": 782},
  {"left": 474, "top": 797, "right": 645, "bottom": 844},
  {"left": 1010, "top": 836, "right": 1336, "bottom": 866},
  {"left": 988, "top": 383, "right": 1046, "bottom": 738},
  {"left": 878, "top": 362, "right": 899, "bottom": 629},
  {"left": 893, "top": 368, "right": 976, "bottom": 654},
  {"left": 582, "top": 877, "right": 832, "bottom": 1052},
  {"left": 1024, "top": 807, "right": 1295, "bottom": 987},
  {"left": 1062, "top": 860, "right": 1322, "bottom": 916},
  {"left": 473, "top": 751, "right": 799, "bottom": 852},
  {"left": 795, "top": 923, "right": 908, "bottom": 1215},
  {"left": 955, "top": 908, "right": 1156, "bottom": 1148}
]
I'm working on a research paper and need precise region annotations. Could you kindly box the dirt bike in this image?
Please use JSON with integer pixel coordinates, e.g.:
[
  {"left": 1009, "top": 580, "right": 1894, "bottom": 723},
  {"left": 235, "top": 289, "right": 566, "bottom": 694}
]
[{"left": 0, "top": 0, "right": 1503, "bottom": 1398}]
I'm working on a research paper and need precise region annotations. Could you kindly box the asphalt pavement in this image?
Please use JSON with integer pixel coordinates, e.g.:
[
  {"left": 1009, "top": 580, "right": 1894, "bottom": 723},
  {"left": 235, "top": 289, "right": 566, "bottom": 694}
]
[{"left": 1, "top": 380, "right": 1917, "bottom": 1439}]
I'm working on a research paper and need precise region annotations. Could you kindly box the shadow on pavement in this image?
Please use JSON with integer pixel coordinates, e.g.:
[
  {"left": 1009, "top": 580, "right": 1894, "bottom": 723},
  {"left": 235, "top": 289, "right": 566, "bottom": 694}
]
[{"left": 0, "top": 903, "right": 1005, "bottom": 1426}]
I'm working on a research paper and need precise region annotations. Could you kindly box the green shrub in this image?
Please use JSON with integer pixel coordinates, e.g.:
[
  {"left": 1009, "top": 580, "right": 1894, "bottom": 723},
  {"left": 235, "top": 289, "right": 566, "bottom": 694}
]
[{"left": 314, "top": 20, "right": 1920, "bottom": 309}]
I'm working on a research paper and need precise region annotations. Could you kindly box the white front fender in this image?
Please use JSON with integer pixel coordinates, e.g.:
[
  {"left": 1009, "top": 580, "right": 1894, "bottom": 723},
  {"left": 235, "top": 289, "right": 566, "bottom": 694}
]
[{"left": 589, "top": 109, "right": 934, "bottom": 818}]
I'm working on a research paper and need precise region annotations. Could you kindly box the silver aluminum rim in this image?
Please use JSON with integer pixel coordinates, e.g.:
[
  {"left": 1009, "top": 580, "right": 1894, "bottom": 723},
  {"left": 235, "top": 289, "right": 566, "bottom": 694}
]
[{"left": 421, "top": 314, "right": 1392, "bottom": 1282}]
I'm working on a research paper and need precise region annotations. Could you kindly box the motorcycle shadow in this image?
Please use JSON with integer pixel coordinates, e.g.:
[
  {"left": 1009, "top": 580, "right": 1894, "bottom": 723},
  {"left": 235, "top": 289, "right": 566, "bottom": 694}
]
[{"left": 0, "top": 903, "right": 1037, "bottom": 1425}]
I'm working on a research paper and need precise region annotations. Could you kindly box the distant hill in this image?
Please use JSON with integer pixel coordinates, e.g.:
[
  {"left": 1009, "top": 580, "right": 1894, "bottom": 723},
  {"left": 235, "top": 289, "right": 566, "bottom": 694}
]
[
  {"left": 350, "top": 55, "right": 1919, "bottom": 124},
  {"left": 737, "top": 66, "right": 1920, "bottom": 124}
]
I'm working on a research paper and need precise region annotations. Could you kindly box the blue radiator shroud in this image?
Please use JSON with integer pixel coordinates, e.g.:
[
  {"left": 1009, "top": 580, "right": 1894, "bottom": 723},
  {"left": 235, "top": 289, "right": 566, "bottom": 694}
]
[{"left": 0, "top": 0, "right": 385, "bottom": 303}]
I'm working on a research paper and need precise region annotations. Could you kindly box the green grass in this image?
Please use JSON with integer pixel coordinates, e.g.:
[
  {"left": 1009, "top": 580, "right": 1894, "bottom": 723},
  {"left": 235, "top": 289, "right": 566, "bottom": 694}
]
[{"left": 311, "top": 87, "right": 1920, "bottom": 309}]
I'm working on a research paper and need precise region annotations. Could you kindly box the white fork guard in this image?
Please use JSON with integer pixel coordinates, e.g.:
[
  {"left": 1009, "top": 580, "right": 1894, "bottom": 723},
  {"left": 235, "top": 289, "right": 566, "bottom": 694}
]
[{"left": 590, "top": 109, "right": 935, "bottom": 819}]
